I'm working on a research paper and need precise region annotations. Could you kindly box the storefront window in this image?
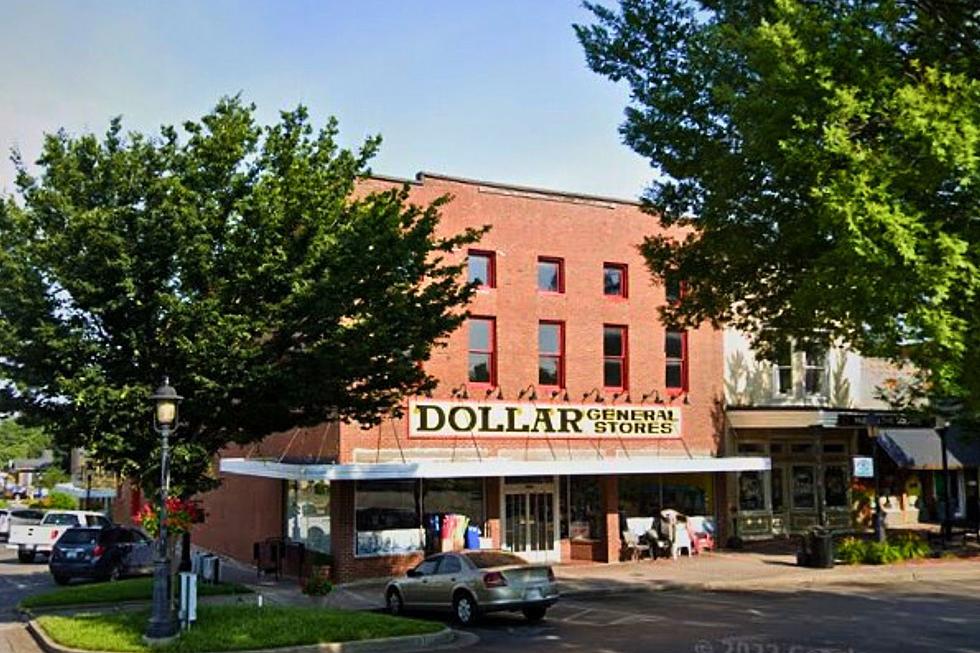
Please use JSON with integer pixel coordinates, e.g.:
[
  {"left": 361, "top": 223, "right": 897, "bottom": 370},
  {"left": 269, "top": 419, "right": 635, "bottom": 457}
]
[
  {"left": 738, "top": 471, "right": 765, "bottom": 511},
  {"left": 791, "top": 466, "right": 816, "bottom": 509},
  {"left": 355, "top": 480, "right": 421, "bottom": 556},
  {"left": 285, "top": 481, "right": 331, "bottom": 554},
  {"left": 566, "top": 476, "right": 604, "bottom": 541},
  {"left": 824, "top": 465, "right": 849, "bottom": 508},
  {"left": 422, "top": 478, "right": 484, "bottom": 530},
  {"left": 620, "top": 475, "right": 709, "bottom": 518}
]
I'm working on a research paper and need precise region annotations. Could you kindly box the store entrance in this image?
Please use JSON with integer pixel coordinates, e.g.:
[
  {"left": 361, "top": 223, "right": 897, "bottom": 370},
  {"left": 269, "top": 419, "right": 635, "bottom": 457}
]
[{"left": 502, "top": 477, "right": 558, "bottom": 562}]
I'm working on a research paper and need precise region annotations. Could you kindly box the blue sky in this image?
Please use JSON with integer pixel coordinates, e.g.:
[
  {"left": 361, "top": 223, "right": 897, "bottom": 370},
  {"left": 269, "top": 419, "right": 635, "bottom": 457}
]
[{"left": 0, "top": 1, "right": 653, "bottom": 199}]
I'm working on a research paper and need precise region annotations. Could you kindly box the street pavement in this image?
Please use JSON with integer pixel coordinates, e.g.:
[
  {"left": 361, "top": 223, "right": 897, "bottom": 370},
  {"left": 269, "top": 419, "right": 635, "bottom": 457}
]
[{"left": 0, "top": 547, "right": 52, "bottom": 653}]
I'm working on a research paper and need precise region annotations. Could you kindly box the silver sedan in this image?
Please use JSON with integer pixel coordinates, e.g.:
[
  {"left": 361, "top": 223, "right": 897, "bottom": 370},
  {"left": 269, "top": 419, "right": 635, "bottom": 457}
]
[{"left": 385, "top": 550, "right": 559, "bottom": 625}]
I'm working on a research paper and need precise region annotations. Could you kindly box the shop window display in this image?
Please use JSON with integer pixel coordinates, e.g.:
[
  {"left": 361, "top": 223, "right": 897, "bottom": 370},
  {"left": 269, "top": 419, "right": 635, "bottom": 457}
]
[
  {"left": 286, "top": 481, "right": 331, "bottom": 555},
  {"left": 422, "top": 478, "right": 484, "bottom": 552},
  {"left": 619, "top": 475, "right": 709, "bottom": 519},
  {"left": 824, "top": 465, "right": 849, "bottom": 508},
  {"left": 355, "top": 480, "right": 422, "bottom": 556},
  {"left": 561, "top": 476, "right": 604, "bottom": 541},
  {"left": 738, "top": 471, "right": 765, "bottom": 511},
  {"left": 791, "top": 466, "right": 816, "bottom": 509}
]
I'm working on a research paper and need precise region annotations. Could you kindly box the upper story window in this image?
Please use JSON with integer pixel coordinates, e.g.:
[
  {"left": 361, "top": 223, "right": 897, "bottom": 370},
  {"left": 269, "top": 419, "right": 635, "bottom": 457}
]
[
  {"left": 538, "top": 321, "right": 564, "bottom": 388},
  {"left": 665, "top": 274, "right": 683, "bottom": 303},
  {"left": 468, "top": 250, "right": 495, "bottom": 289},
  {"left": 468, "top": 317, "right": 496, "bottom": 385},
  {"left": 665, "top": 330, "right": 688, "bottom": 393},
  {"left": 803, "top": 343, "right": 827, "bottom": 396},
  {"left": 603, "top": 263, "right": 628, "bottom": 298},
  {"left": 537, "top": 257, "right": 564, "bottom": 293},
  {"left": 775, "top": 341, "right": 793, "bottom": 395},
  {"left": 603, "top": 325, "right": 628, "bottom": 390}
]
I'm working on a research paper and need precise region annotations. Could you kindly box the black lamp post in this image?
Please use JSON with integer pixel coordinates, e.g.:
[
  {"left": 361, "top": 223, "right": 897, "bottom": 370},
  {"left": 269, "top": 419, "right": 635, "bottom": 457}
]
[
  {"left": 937, "top": 419, "right": 952, "bottom": 546},
  {"left": 145, "top": 377, "right": 182, "bottom": 642},
  {"left": 866, "top": 414, "right": 886, "bottom": 543}
]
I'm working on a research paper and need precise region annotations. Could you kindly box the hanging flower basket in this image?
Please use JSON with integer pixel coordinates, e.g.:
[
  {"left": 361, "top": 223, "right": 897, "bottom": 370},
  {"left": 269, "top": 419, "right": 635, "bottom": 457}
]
[{"left": 138, "top": 497, "right": 202, "bottom": 538}]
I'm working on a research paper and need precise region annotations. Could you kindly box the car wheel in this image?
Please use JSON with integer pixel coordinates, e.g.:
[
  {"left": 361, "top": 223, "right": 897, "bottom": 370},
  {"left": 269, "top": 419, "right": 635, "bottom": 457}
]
[
  {"left": 453, "top": 592, "right": 479, "bottom": 626},
  {"left": 17, "top": 549, "right": 35, "bottom": 564},
  {"left": 522, "top": 606, "right": 547, "bottom": 623},
  {"left": 386, "top": 588, "right": 404, "bottom": 616},
  {"left": 52, "top": 574, "right": 71, "bottom": 586}
]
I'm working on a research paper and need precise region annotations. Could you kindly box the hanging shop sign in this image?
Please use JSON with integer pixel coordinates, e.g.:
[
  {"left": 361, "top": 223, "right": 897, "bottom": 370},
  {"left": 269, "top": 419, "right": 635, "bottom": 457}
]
[
  {"left": 852, "top": 456, "right": 875, "bottom": 478},
  {"left": 408, "top": 399, "right": 681, "bottom": 439}
]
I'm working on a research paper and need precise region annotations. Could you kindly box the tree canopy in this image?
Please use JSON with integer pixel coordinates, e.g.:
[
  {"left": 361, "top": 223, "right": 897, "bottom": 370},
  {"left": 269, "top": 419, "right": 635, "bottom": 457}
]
[
  {"left": 577, "top": 0, "right": 980, "bottom": 410},
  {"left": 0, "top": 97, "right": 483, "bottom": 494},
  {"left": 0, "top": 418, "right": 51, "bottom": 465}
]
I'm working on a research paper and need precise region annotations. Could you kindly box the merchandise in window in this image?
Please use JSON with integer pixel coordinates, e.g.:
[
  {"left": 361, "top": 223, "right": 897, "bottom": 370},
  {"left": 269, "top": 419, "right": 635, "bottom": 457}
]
[
  {"left": 355, "top": 480, "right": 421, "bottom": 556},
  {"left": 468, "top": 251, "right": 495, "bottom": 288},
  {"left": 791, "top": 466, "right": 816, "bottom": 509},
  {"left": 286, "top": 481, "right": 331, "bottom": 555},
  {"left": 738, "top": 471, "right": 765, "bottom": 511},
  {"left": 603, "top": 263, "right": 627, "bottom": 297},
  {"left": 468, "top": 317, "right": 496, "bottom": 385},
  {"left": 537, "top": 257, "right": 563, "bottom": 293},
  {"left": 603, "top": 325, "right": 627, "bottom": 389},
  {"left": 538, "top": 321, "right": 564, "bottom": 387}
]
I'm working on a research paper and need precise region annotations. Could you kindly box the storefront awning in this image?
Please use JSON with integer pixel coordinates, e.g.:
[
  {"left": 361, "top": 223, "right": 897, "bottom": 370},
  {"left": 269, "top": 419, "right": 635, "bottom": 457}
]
[
  {"left": 220, "top": 455, "right": 770, "bottom": 481},
  {"left": 879, "top": 428, "right": 980, "bottom": 471}
]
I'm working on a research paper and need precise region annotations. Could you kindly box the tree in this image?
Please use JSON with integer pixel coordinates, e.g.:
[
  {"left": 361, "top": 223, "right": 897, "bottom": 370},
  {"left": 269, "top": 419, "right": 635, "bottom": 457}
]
[
  {"left": 0, "top": 418, "right": 51, "bottom": 464},
  {"left": 0, "top": 97, "right": 483, "bottom": 496},
  {"left": 576, "top": 0, "right": 980, "bottom": 410}
]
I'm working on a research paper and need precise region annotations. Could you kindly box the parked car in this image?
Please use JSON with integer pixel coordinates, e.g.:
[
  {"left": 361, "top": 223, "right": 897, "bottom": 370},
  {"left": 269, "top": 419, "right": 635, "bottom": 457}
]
[
  {"left": 49, "top": 526, "right": 153, "bottom": 585},
  {"left": 7, "top": 510, "right": 111, "bottom": 562},
  {"left": 384, "top": 551, "right": 559, "bottom": 626},
  {"left": 0, "top": 508, "right": 45, "bottom": 543}
]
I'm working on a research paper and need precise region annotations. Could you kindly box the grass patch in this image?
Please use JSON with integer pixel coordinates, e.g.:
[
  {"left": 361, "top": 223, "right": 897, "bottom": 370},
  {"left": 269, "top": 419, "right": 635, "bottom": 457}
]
[
  {"left": 37, "top": 605, "right": 442, "bottom": 652},
  {"left": 21, "top": 577, "right": 251, "bottom": 609}
]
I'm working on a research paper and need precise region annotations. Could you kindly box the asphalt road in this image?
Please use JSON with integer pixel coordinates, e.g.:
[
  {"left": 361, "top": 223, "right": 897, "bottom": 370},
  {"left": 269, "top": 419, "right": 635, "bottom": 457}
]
[{"left": 2, "top": 545, "right": 979, "bottom": 653}]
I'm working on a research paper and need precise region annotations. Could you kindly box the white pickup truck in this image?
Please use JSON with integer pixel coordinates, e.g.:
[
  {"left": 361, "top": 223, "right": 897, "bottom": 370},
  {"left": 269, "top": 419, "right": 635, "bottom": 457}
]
[{"left": 7, "top": 510, "right": 112, "bottom": 563}]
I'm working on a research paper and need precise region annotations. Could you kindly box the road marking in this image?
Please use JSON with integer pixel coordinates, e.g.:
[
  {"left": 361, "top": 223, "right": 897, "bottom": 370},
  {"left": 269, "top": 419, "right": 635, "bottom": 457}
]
[{"left": 559, "top": 608, "right": 594, "bottom": 622}]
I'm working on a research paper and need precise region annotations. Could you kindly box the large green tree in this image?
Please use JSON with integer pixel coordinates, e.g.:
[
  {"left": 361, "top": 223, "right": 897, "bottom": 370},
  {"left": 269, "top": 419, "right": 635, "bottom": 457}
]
[
  {"left": 0, "top": 97, "right": 482, "bottom": 494},
  {"left": 577, "top": 0, "right": 980, "bottom": 408},
  {"left": 0, "top": 418, "right": 51, "bottom": 465}
]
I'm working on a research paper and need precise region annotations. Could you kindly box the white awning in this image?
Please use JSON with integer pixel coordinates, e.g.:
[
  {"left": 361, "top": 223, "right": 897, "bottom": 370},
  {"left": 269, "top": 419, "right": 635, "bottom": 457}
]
[
  {"left": 219, "top": 455, "right": 770, "bottom": 481},
  {"left": 54, "top": 482, "right": 117, "bottom": 499}
]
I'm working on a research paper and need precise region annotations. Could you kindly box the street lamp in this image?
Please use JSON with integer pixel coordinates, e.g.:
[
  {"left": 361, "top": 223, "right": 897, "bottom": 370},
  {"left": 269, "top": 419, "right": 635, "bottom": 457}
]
[
  {"left": 866, "top": 414, "right": 886, "bottom": 543},
  {"left": 145, "top": 377, "right": 182, "bottom": 642},
  {"left": 936, "top": 417, "right": 953, "bottom": 546}
]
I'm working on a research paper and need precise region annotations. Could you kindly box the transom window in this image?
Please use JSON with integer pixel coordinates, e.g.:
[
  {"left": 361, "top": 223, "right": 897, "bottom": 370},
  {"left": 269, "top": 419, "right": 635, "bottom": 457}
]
[
  {"left": 603, "top": 325, "right": 627, "bottom": 389},
  {"left": 468, "top": 250, "right": 495, "bottom": 289},
  {"left": 537, "top": 257, "right": 564, "bottom": 293},
  {"left": 468, "top": 317, "right": 496, "bottom": 385},
  {"left": 603, "top": 263, "right": 627, "bottom": 298},
  {"left": 665, "top": 330, "right": 687, "bottom": 392},
  {"left": 538, "top": 321, "right": 564, "bottom": 387}
]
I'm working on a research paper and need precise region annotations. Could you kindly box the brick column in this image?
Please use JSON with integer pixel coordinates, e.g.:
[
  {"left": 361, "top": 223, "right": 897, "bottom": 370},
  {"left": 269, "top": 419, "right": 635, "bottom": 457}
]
[
  {"left": 601, "top": 475, "right": 620, "bottom": 563},
  {"left": 485, "top": 477, "right": 502, "bottom": 548},
  {"left": 330, "top": 480, "right": 356, "bottom": 583}
]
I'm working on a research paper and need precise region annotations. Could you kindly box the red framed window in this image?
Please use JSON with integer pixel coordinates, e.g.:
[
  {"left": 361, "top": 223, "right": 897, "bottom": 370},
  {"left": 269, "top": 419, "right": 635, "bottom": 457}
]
[
  {"left": 468, "top": 250, "right": 495, "bottom": 289},
  {"left": 665, "top": 329, "right": 688, "bottom": 393},
  {"left": 603, "top": 325, "right": 628, "bottom": 390},
  {"left": 538, "top": 321, "right": 565, "bottom": 388},
  {"left": 468, "top": 317, "right": 496, "bottom": 385},
  {"left": 537, "top": 257, "right": 564, "bottom": 293},
  {"left": 603, "top": 263, "right": 628, "bottom": 298}
]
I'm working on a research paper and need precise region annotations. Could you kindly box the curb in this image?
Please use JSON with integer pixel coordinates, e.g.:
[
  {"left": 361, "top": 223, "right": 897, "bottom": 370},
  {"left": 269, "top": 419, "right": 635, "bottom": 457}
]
[{"left": 27, "top": 618, "right": 457, "bottom": 653}]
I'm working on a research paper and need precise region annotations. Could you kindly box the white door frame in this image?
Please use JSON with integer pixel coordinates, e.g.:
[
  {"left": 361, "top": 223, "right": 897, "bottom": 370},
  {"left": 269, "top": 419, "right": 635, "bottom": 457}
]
[{"left": 499, "top": 475, "right": 560, "bottom": 563}]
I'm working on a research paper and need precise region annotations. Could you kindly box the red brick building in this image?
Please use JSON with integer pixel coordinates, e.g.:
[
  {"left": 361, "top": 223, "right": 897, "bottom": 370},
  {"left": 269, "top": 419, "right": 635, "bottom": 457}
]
[{"left": 189, "top": 172, "right": 768, "bottom": 582}]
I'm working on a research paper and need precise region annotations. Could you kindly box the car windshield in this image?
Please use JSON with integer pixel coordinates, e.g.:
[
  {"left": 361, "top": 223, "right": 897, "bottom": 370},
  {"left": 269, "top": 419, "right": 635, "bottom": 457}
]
[
  {"left": 58, "top": 529, "right": 100, "bottom": 545},
  {"left": 464, "top": 552, "right": 528, "bottom": 568},
  {"left": 44, "top": 514, "right": 80, "bottom": 526}
]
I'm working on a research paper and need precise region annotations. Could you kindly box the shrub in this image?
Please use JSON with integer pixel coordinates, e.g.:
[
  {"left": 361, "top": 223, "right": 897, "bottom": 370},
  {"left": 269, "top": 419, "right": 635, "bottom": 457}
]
[
  {"left": 302, "top": 567, "right": 333, "bottom": 596},
  {"left": 29, "top": 491, "right": 78, "bottom": 510},
  {"left": 864, "top": 541, "right": 903, "bottom": 565},
  {"left": 0, "top": 498, "right": 8, "bottom": 509},
  {"left": 836, "top": 537, "right": 867, "bottom": 565},
  {"left": 891, "top": 533, "right": 931, "bottom": 560}
]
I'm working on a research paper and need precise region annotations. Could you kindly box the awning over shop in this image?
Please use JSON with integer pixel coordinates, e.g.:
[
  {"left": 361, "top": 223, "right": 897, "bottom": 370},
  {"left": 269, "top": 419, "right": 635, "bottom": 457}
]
[
  {"left": 54, "top": 482, "right": 117, "bottom": 499},
  {"left": 879, "top": 428, "right": 980, "bottom": 471},
  {"left": 220, "top": 455, "right": 770, "bottom": 481}
]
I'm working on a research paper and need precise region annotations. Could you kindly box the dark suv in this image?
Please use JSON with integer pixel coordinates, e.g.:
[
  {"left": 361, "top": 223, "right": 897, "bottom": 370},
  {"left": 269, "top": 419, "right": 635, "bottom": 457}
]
[{"left": 49, "top": 526, "right": 153, "bottom": 585}]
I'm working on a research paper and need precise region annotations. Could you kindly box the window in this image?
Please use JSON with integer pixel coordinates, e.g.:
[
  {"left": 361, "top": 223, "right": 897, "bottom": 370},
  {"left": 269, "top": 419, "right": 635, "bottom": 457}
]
[
  {"left": 414, "top": 558, "right": 439, "bottom": 576},
  {"left": 824, "top": 465, "right": 849, "bottom": 508},
  {"left": 791, "top": 466, "right": 816, "bottom": 509},
  {"left": 603, "top": 325, "right": 627, "bottom": 389},
  {"left": 771, "top": 468, "right": 785, "bottom": 512},
  {"left": 775, "top": 341, "right": 793, "bottom": 395},
  {"left": 286, "top": 480, "right": 331, "bottom": 554},
  {"left": 538, "top": 321, "right": 564, "bottom": 387},
  {"left": 665, "top": 330, "right": 687, "bottom": 392},
  {"left": 603, "top": 263, "right": 627, "bottom": 297},
  {"left": 355, "top": 480, "right": 421, "bottom": 556},
  {"left": 665, "top": 274, "right": 683, "bottom": 303},
  {"left": 437, "top": 555, "right": 462, "bottom": 575},
  {"left": 468, "top": 317, "right": 496, "bottom": 385},
  {"left": 738, "top": 471, "right": 765, "bottom": 511},
  {"left": 422, "top": 478, "right": 484, "bottom": 530},
  {"left": 803, "top": 343, "right": 827, "bottom": 396},
  {"left": 468, "top": 250, "right": 495, "bottom": 288},
  {"left": 537, "top": 257, "right": 564, "bottom": 293}
]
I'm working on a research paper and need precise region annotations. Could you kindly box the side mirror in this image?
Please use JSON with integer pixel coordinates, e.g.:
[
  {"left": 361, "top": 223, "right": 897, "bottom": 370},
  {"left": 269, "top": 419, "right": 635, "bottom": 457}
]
[{"left": 407, "top": 569, "right": 422, "bottom": 578}]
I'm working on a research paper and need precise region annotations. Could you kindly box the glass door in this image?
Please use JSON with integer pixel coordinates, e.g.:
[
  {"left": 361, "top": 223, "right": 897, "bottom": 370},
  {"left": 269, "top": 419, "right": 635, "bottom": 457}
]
[{"left": 502, "top": 478, "right": 558, "bottom": 562}]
